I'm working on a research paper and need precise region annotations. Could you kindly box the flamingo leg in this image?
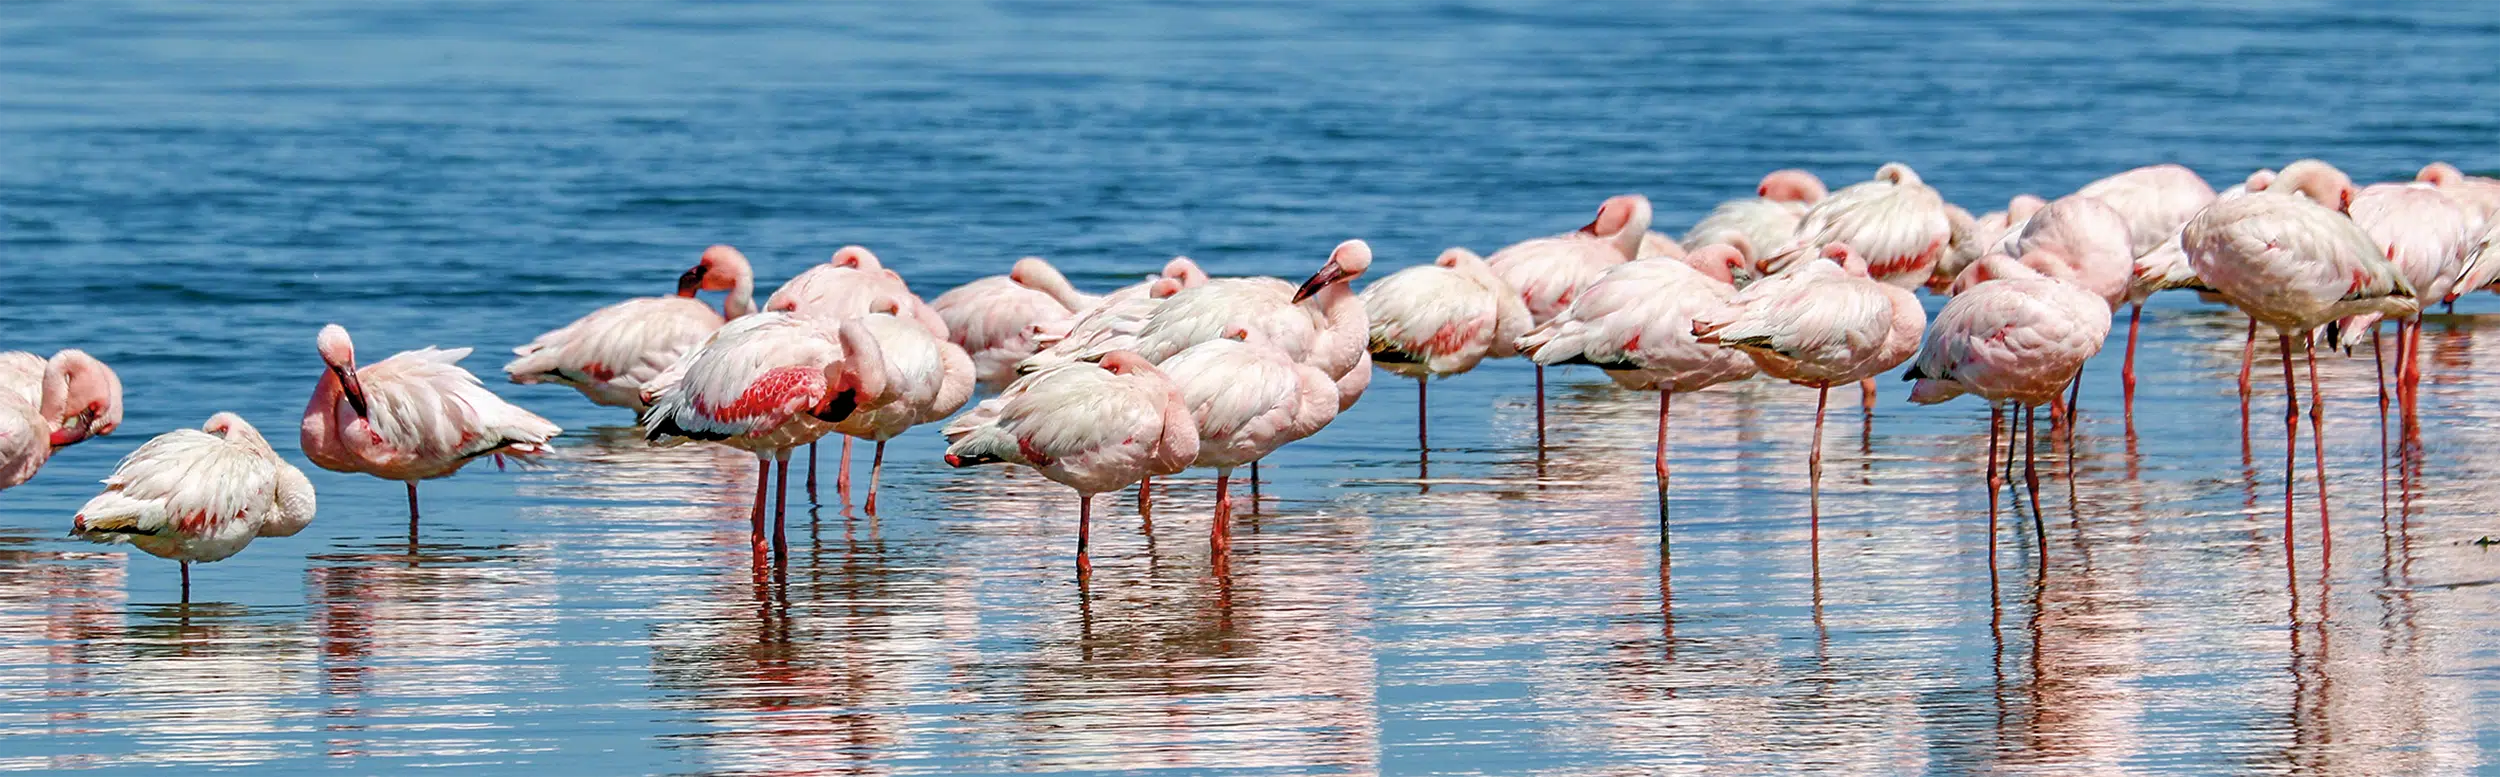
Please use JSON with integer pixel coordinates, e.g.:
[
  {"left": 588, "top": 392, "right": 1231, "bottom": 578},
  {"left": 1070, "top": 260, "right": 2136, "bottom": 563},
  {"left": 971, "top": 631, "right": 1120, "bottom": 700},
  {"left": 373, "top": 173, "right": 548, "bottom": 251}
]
[
  {"left": 1986, "top": 405, "right": 2003, "bottom": 590},
  {"left": 405, "top": 480, "right": 420, "bottom": 531},
  {"left": 1533, "top": 365, "right": 1547, "bottom": 452},
  {"left": 806, "top": 439, "right": 818, "bottom": 501},
  {"left": 773, "top": 455, "right": 790, "bottom": 560},
  {"left": 1212, "top": 467, "right": 1233, "bottom": 561},
  {"left": 838, "top": 437, "right": 853, "bottom": 505},
  {"left": 750, "top": 458, "right": 770, "bottom": 556},
  {"left": 2279, "top": 332, "right": 2299, "bottom": 559},
  {"left": 2401, "top": 319, "right": 2424, "bottom": 409},
  {"left": 2024, "top": 404, "right": 2044, "bottom": 547},
  {"left": 2065, "top": 373, "right": 2083, "bottom": 427},
  {"left": 2304, "top": 333, "right": 2330, "bottom": 559},
  {"left": 1859, "top": 377, "right": 1876, "bottom": 410},
  {"left": 1654, "top": 391, "right": 1671, "bottom": 489},
  {"left": 1077, "top": 492, "right": 1095, "bottom": 580},
  {"left": 865, "top": 440, "right": 886, "bottom": 515},
  {"left": 1249, "top": 459, "right": 1261, "bottom": 514},
  {"left": 2374, "top": 327, "right": 2389, "bottom": 513},
  {"left": 180, "top": 561, "right": 191, "bottom": 604},
  {"left": 1810, "top": 386, "right": 1828, "bottom": 544},
  {"left": 1418, "top": 378, "right": 1430, "bottom": 459},
  {"left": 2121, "top": 302, "right": 2141, "bottom": 408},
  {"left": 1138, "top": 476, "right": 1154, "bottom": 520},
  {"left": 2238, "top": 318, "right": 2258, "bottom": 417}
]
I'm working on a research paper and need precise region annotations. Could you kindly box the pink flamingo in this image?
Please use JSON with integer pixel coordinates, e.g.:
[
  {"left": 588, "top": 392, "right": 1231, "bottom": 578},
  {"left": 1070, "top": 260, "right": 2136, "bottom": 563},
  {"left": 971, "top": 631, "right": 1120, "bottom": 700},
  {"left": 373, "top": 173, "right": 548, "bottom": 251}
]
[
  {"left": 2342, "top": 182, "right": 2477, "bottom": 404},
  {"left": 825, "top": 302, "right": 976, "bottom": 514},
  {"left": 0, "top": 349, "right": 122, "bottom": 448},
  {"left": 2182, "top": 159, "right": 2416, "bottom": 551},
  {"left": 2415, "top": 162, "right": 2500, "bottom": 221},
  {"left": 932, "top": 257, "right": 1076, "bottom": 388},
  {"left": 71, "top": 413, "right": 316, "bottom": 602},
  {"left": 1010, "top": 255, "right": 1209, "bottom": 315},
  {"left": 1693, "top": 242, "right": 1925, "bottom": 515},
  {"left": 2074, "top": 164, "right": 2217, "bottom": 402},
  {"left": 1484, "top": 194, "right": 1653, "bottom": 448},
  {"left": 943, "top": 351, "right": 1198, "bottom": 579},
  {"left": 1289, "top": 242, "right": 1377, "bottom": 413},
  {"left": 1956, "top": 193, "right": 2135, "bottom": 420},
  {"left": 2458, "top": 221, "right": 2500, "bottom": 303},
  {"left": 1016, "top": 277, "right": 1188, "bottom": 375},
  {"left": 1905, "top": 258, "right": 2112, "bottom": 565},
  {"left": 1763, "top": 163, "right": 1953, "bottom": 290},
  {"left": 1159, "top": 327, "right": 1338, "bottom": 566},
  {"left": 506, "top": 244, "right": 756, "bottom": 411},
  {"left": 1358, "top": 247, "right": 1531, "bottom": 459},
  {"left": 0, "top": 356, "right": 67, "bottom": 491},
  {"left": 1682, "top": 170, "right": 1827, "bottom": 280},
  {"left": 766, "top": 245, "right": 945, "bottom": 503},
  {"left": 302, "top": 324, "right": 563, "bottom": 528},
  {"left": 640, "top": 313, "right": 894, "bottom": 555},
  {"left": 1933, "top": 195, "right": 2048, "bottom": 290},
  {"left": 1516, "top": 244, "right": 1758, "bottom": 504}
]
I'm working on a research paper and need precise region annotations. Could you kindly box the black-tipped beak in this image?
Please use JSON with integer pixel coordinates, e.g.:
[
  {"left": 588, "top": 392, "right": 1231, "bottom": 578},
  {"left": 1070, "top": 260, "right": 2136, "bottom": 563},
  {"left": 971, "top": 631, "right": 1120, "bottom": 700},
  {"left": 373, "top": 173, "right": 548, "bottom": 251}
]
[
  {"left": 675, "top": 265, "right": 709, "bottom": 297},
  {"left": 1292, "top": 266, "right": 1348, "bottom": 303},
  {"left": 813, "top": 388, "right": 858, "bottom": 422},
  {"left": 334, "top": 366, "right": 370, "bottom": 418}
]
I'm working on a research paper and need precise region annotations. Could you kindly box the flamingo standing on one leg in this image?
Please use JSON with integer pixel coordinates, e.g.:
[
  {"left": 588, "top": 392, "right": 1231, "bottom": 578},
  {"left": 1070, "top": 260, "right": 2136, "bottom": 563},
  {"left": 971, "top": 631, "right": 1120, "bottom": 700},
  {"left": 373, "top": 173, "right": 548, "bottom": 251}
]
[
  {"left": 2183, "top": 159, "right": 2417, "bottom": 562},
  {"left": 301, "top": 325, "right": 563, "bottom": 530},
  {"left": 1358, "top": 247, "right": 1531, "bottom": 465},
  {"left": 506, "top": 244, "right": 756, "bottom": 411},
  {"left": 1907, "top": 258, "right": 2113, "bottom": 567},
  {"left": 1158, "top": 327, "right": 1338, "bottom": 570},
  {"left": 767, "top": 245, "right": 947, "bottom": 505},
  {"left": 1955, "top": 192, "right": 2136, "bottom": 427},
  {"left": 2340, "top": 182, "right": 2475, "bottom": 412},
  {"left": 943, "top": 351, "right": 1198, "bottom": 579},
  {"left": 932, "top": 257, "right": 1075, "bottom": 388},
  {"left": 1484, "top": 195, "right": 1653, "bottom": 450},
  {"left": 1760, "top": 163, "right": 1952, "bottom": 408},
  {"left": 640, "top": 313, "right": 894, "bottom": 556},
  {"left": 1517, "top": 244, "right": 1758, "bottom": 513},
  {"left": 826, "top": 302, "right": 976, "bottom": 515},
  {"left": 2074, "top": 164, "right": 2218, "bottom": 407},
  {"left": 1693, "top": 243, "right": 1925, "bottom": 529},
  {"left": 70, "top": 413, "right": 317, "bottom": 603}
]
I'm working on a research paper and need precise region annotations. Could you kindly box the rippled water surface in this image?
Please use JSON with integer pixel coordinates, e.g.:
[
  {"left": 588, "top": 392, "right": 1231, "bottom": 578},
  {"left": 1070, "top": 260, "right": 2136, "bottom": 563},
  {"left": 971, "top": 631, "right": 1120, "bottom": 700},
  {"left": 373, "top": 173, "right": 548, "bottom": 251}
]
[{"left": 6, "top": 2, "right": 2500, "bottom": 774}]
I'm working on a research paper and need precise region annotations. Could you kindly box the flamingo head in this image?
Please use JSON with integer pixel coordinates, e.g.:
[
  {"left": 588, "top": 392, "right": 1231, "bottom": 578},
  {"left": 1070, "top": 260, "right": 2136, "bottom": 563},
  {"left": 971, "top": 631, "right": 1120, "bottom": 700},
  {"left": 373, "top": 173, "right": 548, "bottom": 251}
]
[
  {"left": 1821, "top": 242, "right": 1871, "bottom": 277},
  {"left": 2417, "top": 162, "right": 2465, "bottom": 186},
  {"left": 1952, "top": 253, "right": 2046, "bottom": 294},
  {"left": 202, "top": 412, "right": 268, "bottom": 447},
  {"left": 1161, "top": 256, "right": 1210, "bottom": 288},
  {"left": 679, "top": 244, "right": 753, "bottom": 297},
  {"left": 830, "top": 245, "right": 881, "bottom": 271},
  {"left": 1682, "top": 245, "right": 1747, "bottom": 286},
  {"left": 317, "top": 324, "right": 369, "bottom": 418},
  {"left": 1007, "top": 257, "right": 1060, "bottom": 290},
  {"left": 1099, "top": 350, "right": 1159, "bottom": 377},
  {"left": 1293, "top": 239, "right": 1373, "bottom": 303},
  {"left": 1432, "top": 247, "right": 1486, "bottom": 272},
  {"left": 1756, "top": 169, "right": 1828, "bottom": 204},
  {"left": 1218, "top": 324, "right": 1258, "bottom": 344},
  {"left": 1577, "top": 194, "right": 1654, "bottom": 237},
  {"left": 1148, "top": 277, "right": 1185, "bottom": 298},
  {"left": 2008, "top": 194, "right": 2049, "bottom": 222},
  {"left": 44, "top": 350, "right": 121, "bottom": 446},
  {"left": 2274, "top": 159, "right": 2357, "bottom": 213},
  {"left": 1875, "top": 162, "right": 1923, "bottom": 187},
  {"left": 815, "top": 320, "right": 890, "bottom": 423}
]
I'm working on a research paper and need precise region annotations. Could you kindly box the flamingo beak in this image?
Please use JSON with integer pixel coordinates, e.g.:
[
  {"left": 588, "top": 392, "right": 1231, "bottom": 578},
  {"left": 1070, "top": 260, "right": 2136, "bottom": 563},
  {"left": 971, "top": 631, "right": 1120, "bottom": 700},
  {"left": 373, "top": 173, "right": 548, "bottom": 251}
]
[
  {"left": 334, "top": 366, "right": 370, "bottom": 418},
  {"left": 1292, "top": 265, "right": 1348, "bottom": 303},
  {"left": 675, "top": 265, "right": 709, "bottom": 297},
  {"left": 48, "top": 413, "right": 92, "bottom": 449}
]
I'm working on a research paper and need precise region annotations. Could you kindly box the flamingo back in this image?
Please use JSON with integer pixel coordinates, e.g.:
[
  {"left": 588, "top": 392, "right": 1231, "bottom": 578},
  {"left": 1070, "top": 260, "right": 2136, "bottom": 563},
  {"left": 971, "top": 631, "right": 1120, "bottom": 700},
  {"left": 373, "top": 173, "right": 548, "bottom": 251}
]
[
  {"left": 1132, "top": 279, "right": 1318, "bottom": 364},
  {"left": 71, "top": 427, "right": 298, "bottom": 563},
  {"left": 505, "top": 295, "right": 725, "bottom": 409}
]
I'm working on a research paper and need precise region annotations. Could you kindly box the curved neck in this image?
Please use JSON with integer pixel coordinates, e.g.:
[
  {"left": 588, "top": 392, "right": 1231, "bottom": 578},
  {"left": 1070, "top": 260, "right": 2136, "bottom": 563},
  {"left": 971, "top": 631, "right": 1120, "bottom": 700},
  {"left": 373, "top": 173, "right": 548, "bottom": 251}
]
[{"left": 722, "top": 277, "right": 757, "bottom": 319}]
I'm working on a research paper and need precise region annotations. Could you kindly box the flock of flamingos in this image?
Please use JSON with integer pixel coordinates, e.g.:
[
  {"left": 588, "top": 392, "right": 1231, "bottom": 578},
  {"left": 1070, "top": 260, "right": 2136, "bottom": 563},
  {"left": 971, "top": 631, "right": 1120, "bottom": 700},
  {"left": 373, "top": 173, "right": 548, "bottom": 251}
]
[{"left": 6, "top": 157, "right": 2498, "bottom": 597}]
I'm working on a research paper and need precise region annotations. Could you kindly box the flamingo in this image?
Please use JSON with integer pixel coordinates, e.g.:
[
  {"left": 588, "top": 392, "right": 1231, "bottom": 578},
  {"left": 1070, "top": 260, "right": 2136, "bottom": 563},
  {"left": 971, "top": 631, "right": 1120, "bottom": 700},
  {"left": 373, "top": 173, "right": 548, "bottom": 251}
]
[
  {"left": 641, "top": 313, "right": 894, "bottom": 556},
  {"left": 506, "top": 244, "right": 756, "bottom": 411},
  {"left": 1158, "top": 327, "right": 1338, "bottom": 565},
  {"left": 1292, "top": 243, "right": 1377, "bottom": 413},
  {"left": 1904, "top": 258, "right": 2112, "bottom": 566},
  {"left": 2415, "top": 162, "right": 2500, "bottom": 222},
  {"left": 2072, "top": 164, "right": 2217, "bottom": 403},
  {"left": 2458, "top": 220, "right": 2500, "bottom": 304},
  {"left": 1359, "top": 247, "right": 1532, "bottom": 460},
  {"left": 942, "top": 351, "right": 1198, "bottom": 579},
  {"left": 302, "top": 324, "right": 562, "bottom": 528},
  {"left": 1680, "top": 170, "right": 1827, "bottom": 282},
  {"left": 1484, "top": 194, "right": 1653, "bottom": 449},
  {"left": 1955, "top": 193, "right": 2135, "bottom": 421},
  {"left": 766, "top": 244, "right": 945, "bottom": 504},
  {"left": 1012, "top": 255, "right": 1209, "bottom": 315},
  {"left": 1762, "top": 163, "right": 1954, "bottom": 290},
  {"left": 2340, "top": 182, "right": 2476, "bottom": 405},
  {"left": 0, "top": 356, "right": 66, "bottom": 491},
  {"left": 1016, "top": 277, "right": 1187, "bottom": 375},
  {"left": 0, "top": 349, "right": 122, "bottom": 448},
  {"left": 1516, "top": 244, "right": 1758, "bottom": 507},
  {"left": 931, "top": 257, "right": 1076, "bottom": 388},
  {"left": 70, "top": 413, "right": 316, "bottom": 602},
  {"left": 2182, "top": 159, "right": 2416, "bottom": 551},
  {"left": 1933, "top": 195, "right": 2047, "bottom": 290},
  {"left": 1693, "top": 242, "right": 1925, "bottom": 518},
  {"left": 826, "top": 302, "right": 976, "bottom": 514}
]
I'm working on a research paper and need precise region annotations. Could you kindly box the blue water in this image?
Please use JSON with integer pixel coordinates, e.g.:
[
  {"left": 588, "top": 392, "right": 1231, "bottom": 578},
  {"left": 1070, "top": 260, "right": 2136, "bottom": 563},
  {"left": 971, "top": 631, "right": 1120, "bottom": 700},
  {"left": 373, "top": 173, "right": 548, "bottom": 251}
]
[{"left": 4, "top": 2, "right": 2499, "bottom": 774}]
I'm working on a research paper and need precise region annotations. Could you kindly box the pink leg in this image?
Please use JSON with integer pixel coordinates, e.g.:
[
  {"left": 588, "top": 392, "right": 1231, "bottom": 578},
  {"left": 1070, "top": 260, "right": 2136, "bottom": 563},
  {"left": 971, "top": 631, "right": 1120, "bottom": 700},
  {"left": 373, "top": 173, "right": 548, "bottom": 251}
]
[
  {"left": 2278, "top": 332, "right": 2299, "bottom": 564},
  {"left": 2374, "top": 328, "right": 2389, "bottom": 512},
  {"left": 1212, "top": 468, "right": 1233, "bottom": 565},
  {"left": 865, "top": 441, "right": 885, "bottom": 515},
  {"left": 773, "top": 455, "right": 790, "bottom": 559},
  {"left": 1810, "top": 386, "right": 1828, "bottom": 544},
  {"left": 2239, "top": 318, "right": 2258, "bottom": 416},
  {"left": 1076, "top": 492, "right": 1095, "bottom": 580},
  {"left": 2303, "top": 334, "right": 2331, "bottom": 560},
  {"left": 2023, "top": 405, "right": 2043, "bottom": 535},
  {"left": 838, "top": 437, "right": 853, "bottom": 504},
  {"left": 1654, "top": 391, "right": 1671, "bottom": 487},
  {"left": 2121, "top": 303, "right": 2141, "bottom": 407},
  {"left": 1986, "top": 405, "right": 2003, "bottom": 589},
  {"left": 1859, "top": 377, "right": 1876, "bottom": 409},
  {"left": 1138, "top": 476, "right": 1153, "bottom": 520},
  {"left": 750, "top": 458, "right": 770, "bottom": 556}
]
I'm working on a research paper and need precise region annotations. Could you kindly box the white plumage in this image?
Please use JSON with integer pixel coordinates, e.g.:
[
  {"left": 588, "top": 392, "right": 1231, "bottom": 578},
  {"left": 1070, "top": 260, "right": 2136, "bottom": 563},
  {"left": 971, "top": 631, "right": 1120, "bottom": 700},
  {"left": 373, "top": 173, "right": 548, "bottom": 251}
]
[
  {"left": 1361, "top": 248, "right": 1530, "bottom": 379},
  {"left": 73, "top": 413, "right": 315, "bottom": 567},
  {"left": 1907, "top": 270, "right": 2115, "bottom": 407},
  {"left": 2182, "top": 189, "right": 2416, "bottom": 333},
  {"left": 1517, "top": 249, "right": 1758, "bottom": 394},
  {"left": 507, "top": 296, "right": 729, "bottom": 409},
  {"left": 1762, "top": 163, "right": 1953, "bottom": 289},
  {"left": 302, "top": 325, "right": 563, "bottom": 486}
]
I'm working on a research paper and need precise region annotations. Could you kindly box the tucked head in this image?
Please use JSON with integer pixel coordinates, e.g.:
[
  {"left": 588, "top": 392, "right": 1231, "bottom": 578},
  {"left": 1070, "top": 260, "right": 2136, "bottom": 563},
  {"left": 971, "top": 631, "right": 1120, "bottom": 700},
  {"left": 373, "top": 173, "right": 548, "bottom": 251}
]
[
  {"left": 1099, "top": 350, "right": 1158, "bottom": 376},
  {"left": 202, "top": 412, "right": 268, "bottom": 446},
  {"left": 47, "top": 349, "right": 121, "bottom": 441},
  {"left": 2273, "top": 159, "right": 2356, "bottom": 212},
  {"left": 1578, "top": 194, "right": 1654, "bottom": 239},
  {"left": 1682, "top": 244, "right": 1747, "bottom": 286},
  {"left": 1875, "top": 162, "right": 1923, "bottom": 187},
  {"left": 1293, "top": 239, "right": 1373, "bottom": 303},
  {"left": 1433, "top": 247, "right": 1485, "bottom": 271},
  {"left": 1148, "top": 277, "right": 1185, "bottom": 298},
  {"left": 2416, "top": 162, "right": 2464, "bottom": 186},
  {"left": 1757, "top": 169, "right": 1828, "bottom": 204},
  {"left": 830, "top": 245, "right": 882, "bottom": 271},
  {"left": 1007, "top": 257, "right": 1061, "bottom": 289},
  {"left": 1821, "top": 242, "right": 1870, "bottom": 276},
  {"left": 2008, "top": 194, "right": 2049, "bottom": 221},
  {"left": 1161, "top": 257, "right": 1210, "bottom": 288}
]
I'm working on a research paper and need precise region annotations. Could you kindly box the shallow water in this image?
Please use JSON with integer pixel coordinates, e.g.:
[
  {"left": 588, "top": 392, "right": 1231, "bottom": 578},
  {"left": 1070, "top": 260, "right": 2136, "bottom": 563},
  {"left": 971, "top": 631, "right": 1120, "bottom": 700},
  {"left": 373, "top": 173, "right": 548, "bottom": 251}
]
[{"left": 5, "top": 1, "right": 2500, "bottom": 774}]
